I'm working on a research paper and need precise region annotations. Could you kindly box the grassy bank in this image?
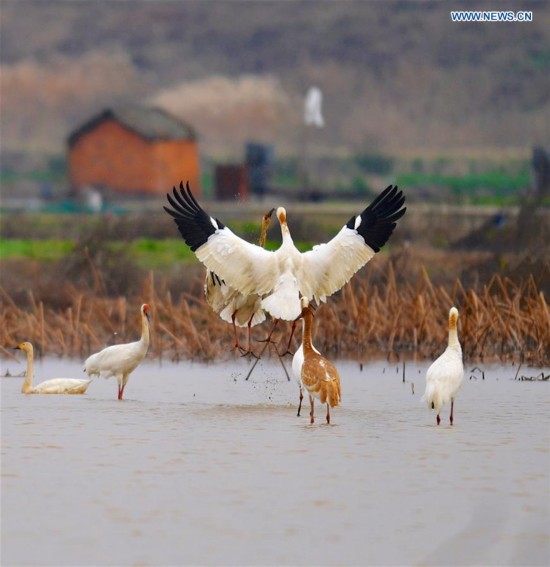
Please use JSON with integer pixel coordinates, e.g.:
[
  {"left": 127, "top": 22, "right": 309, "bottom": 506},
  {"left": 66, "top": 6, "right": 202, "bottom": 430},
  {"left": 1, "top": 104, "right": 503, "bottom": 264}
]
[{"left": 0, "top": 237, "right": 317, "bottom": 268}]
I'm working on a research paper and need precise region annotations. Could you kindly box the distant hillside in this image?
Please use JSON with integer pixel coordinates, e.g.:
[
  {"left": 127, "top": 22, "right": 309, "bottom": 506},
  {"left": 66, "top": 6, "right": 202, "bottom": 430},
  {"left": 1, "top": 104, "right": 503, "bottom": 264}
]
[{"left": 1, "top": 0, "right": 549, "bottom": 159}]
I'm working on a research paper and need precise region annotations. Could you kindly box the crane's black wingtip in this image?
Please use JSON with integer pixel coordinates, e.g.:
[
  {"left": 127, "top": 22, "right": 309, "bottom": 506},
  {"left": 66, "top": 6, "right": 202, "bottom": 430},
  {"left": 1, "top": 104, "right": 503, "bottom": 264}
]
[
  {"left": 163, "top": 180, "right": 223, "bottom": 251},
  {"left": 163, "top": 205, "right": 179, "bottom": 219},
  {"left": 350, "top": 184, "right": 407, "bottom": 251}
]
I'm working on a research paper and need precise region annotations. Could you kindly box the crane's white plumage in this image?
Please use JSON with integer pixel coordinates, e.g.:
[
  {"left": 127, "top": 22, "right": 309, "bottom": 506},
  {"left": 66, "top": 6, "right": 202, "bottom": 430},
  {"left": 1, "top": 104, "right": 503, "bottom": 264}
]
[
  {"left": 164, "top": 182, "right": 406, "bottom": 322},
  {"left": 261, "top": 271, "right": 301, "bottom": 320},
  {"left": 204, "top": 209, "right": 274, "bottom": 352},
  {"left": 422, "top": 307, "right": 464, "bottom": 425},
  {"left": 84, "top": 303, "right": 151, "bottom": 400},
  {"left": 14, "top": 342, "right": 92, "bottom": 394},
  {"left": 292, "top": 344, "right": 306, "bottom": 416},
  {"left": 206, "top": 273, "right": 266, "bottom": 328}
]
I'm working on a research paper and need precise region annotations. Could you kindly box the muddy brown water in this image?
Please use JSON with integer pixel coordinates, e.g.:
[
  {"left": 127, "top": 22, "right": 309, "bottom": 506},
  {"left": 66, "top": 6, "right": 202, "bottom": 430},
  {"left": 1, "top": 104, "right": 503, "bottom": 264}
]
[{"left": 1, "top": 357, "right": 549, "bottom": 567}]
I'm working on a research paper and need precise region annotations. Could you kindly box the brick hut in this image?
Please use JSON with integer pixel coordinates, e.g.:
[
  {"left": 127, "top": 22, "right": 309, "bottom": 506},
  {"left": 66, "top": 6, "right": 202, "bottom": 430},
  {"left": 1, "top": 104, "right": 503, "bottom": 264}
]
[{"left": 68, "top": 106, "right": 200, "bottom": 196}]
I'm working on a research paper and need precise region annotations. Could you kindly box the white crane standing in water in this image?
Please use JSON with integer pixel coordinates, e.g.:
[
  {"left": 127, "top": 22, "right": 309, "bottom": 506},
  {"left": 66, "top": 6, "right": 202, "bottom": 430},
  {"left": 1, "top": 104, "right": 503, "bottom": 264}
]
[
  {"left": 84, "top": 304, "right": 151, "bottom": 400},
  {"left": 422, "top": 307, "right": 464, "bottom": 425}
]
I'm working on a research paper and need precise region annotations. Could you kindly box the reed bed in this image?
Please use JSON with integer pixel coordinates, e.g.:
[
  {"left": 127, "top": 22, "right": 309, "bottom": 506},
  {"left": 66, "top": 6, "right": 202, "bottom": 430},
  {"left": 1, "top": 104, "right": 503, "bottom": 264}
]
[{"left": 1, "top": 267, "right": 548, "bottom": 366}]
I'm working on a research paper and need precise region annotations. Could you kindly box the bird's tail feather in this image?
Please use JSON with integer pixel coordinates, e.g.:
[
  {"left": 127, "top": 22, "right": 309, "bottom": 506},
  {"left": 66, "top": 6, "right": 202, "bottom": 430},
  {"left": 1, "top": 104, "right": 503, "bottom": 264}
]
[
  {"left": 261, "top": 293, "right": 300, "bottom": 320},
  {"left": 261, "top": 273, "right": 300, "bottom": 320},
  {"left": 320, "top": 380, "right": 341, "bottom": 408},
  {"left": 422, "top": 382, "right": 439, "bottom": 411}
]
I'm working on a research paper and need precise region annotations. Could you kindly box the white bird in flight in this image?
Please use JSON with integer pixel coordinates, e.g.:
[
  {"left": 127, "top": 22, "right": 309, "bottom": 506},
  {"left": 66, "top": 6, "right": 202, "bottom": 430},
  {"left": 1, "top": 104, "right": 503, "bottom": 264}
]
[
  {"left": 84, "top": 303, "right": 151, "bottom": 400},
  {"left": 164, "top": 181, "right": 406, "bottom": 322},
  {"left": 422, "top": 307, "right": 464, "bottom": 425},
  {"left": 304, "top": 86, "right": 325, "bottom": 127},
  {"left": 204, "top": 208, "right": 275, "bottom": 354},
  {"left": 14, "top": 342, "right": 92, "bottom": 394}
]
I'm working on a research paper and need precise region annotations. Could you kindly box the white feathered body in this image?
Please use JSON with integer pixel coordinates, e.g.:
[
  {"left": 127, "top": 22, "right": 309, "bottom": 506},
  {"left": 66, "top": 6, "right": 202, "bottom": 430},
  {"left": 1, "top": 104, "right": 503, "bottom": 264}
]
[
  {"left": 205, "top": 274, "right": 266, "bottom": 328},
  {"left": 198, "top": 223, "right": 374, "bottom": 321},
  {"left": 422, "top": 307, "right": 464, "bottom": 417},
  {"left": 84, "top": 338, "right": 148, "bottom": 380},
  {"left": 30, "top": 378, "right": 92, "bottom": 395},
  {"left": 204, "top": 272, "right": 232, "bottom": 315},
  {"left": 292, "top": 344, "right": 305, "bottom": 388},
  {"left": 423, "top": 345, "right": 464, "bottom": 414},
  {"left": 83, "top": 304, "right": 150, "bottom": 400},
  {"left": 203, "top": 210, "right": 273, "bottom": 330}
]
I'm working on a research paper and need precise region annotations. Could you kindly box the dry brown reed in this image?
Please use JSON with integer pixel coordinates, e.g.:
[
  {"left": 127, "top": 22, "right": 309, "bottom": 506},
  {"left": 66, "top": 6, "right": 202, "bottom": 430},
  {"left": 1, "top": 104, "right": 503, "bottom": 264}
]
[
  {"left": 1, "top": 267, "right": 548, "bottom": 366},
  {"left": 312, "top": 264, "right": 549, "bottom": 366}
]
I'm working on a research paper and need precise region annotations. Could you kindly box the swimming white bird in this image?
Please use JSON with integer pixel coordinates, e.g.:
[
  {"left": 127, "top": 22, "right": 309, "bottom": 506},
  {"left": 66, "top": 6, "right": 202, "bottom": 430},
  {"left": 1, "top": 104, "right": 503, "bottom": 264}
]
[
  {"left": 422, "top": 307, "right": 464, "bottom": 425},
  {"left": 292, "top": 298, "right": 321, "bottom": 417},
  {"left": 14, "top": 342, "right": 92, "bottom": 394},
  {"left": 205, "top": 208, "right": 275, "bottom": 353},
  {"left": 299, "top": 297, "right": 341, "bottom": 424},
  {"left": 164, "top": 181, "right": 406, "bottom": 322},
  {"left": 84, "top": 303, "right": 151, "bottom": 400}
]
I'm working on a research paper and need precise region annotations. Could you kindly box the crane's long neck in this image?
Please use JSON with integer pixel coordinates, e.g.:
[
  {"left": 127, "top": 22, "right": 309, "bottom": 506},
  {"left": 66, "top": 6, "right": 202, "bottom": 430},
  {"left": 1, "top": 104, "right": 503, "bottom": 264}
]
[
  {"left": 22, "top": 348, "right": 34, "bottom": 393},
  {"left": 302, "top": 310, "right": 315, "bottom": 356},
  {"left": 276, "top": 207, "right": 295, "bottom": 247},
  {"left": 140, "top": 314, "right": 150, "bottom": 351},
  {"left": 448, "top": 320, "right": 461, "bottom": 351},
  {"left": 259, "top": 219, "right": 270, "bottom": 248},
  {"left": 280, "top": 223, "right": 295, "bottom": 248}
]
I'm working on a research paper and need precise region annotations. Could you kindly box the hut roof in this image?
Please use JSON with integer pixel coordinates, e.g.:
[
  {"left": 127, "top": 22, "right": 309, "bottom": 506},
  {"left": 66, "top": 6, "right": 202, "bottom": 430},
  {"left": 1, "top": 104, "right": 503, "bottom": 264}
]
[{"left": 68, "top": 106, "right": 197, "bottom": 146}]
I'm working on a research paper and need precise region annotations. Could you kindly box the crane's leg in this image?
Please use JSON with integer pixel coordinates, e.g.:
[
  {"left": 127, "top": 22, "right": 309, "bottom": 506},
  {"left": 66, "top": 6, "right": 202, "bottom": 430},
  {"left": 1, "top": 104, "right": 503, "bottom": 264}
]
[
  {"left": 244, "top": 328, "right": 272, "bottom": 364},
  {"left": 276, "top": 353, "right": 291, "bottom": 381},
  {"left": 240, "top": 314, "right": 260, "bottom": 358},
  {"left": 297, "top": 385, "right": 303, "bottom": 417},
  {"left": 450, "top": 399, "right": 454, "bottom": 426},
  {"left": 244, "top": 334, "right": 291, "bottom": 381},
  {"left": 436, "top": 413, "right": 441, "bottom": 425},
  {"left": 244, "top": 355, "right": 261, "bottom": 381},
  {"left": 250, "top": 320, "right": 280, "bottom": 361},
  {"left": 309, "top": 395, "right": 315, "bottom": 424},
  {"left": 279, "top": 319, "right": 297, "bottom": 357},
  {"left": 118, "top": 375, "right": 128, "bottom": 400},
  {"left": 247, "top": 317, "right": 254, "bottom": 354},
  {"left": 231, "top": 313, "right": 243, "bottom": 352},
  {"left": 326, "top": 403, "right": 331, "bottom": 424},
  {"left": 258, "top": 319, "right": 280, "bottom": 346},
  {"left": 244, "top": 319, "right": 292, "bottom": 381}
]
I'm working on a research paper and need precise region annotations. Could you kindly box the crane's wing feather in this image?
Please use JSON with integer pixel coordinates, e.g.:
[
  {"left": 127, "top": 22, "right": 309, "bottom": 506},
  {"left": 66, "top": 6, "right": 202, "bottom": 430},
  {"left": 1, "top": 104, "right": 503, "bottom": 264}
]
[
  {"left": 300, "top": 185, "right": 406, "bottom": 301},
  {"left": 164, "top": 181, "right": 224, "bottom": 252},
  {"left": 164, "top": 182, "right": 277, "bottom": 295}
]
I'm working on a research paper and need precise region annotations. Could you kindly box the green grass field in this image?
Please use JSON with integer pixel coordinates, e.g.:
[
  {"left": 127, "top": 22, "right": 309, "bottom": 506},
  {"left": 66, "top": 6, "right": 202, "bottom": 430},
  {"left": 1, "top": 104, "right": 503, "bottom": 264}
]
[
  {"left": 0, "top": 238, "right": 198, "bottom": 266},
  {"left": 0, "top": 237, "right": 316, "bottom": 268},
  {"left": 0, "top": 239, "right": 74, "bottom": 261}
]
